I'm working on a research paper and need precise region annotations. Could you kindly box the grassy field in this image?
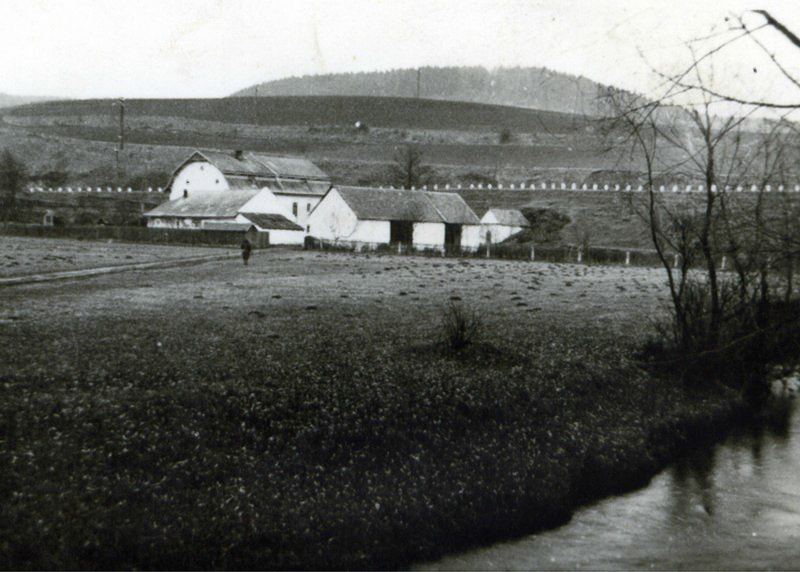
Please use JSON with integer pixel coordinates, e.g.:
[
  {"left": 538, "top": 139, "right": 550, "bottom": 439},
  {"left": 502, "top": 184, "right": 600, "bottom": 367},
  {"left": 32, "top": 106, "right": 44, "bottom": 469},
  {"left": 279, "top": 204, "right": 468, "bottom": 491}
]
[
  {"left": 0, "top": 236, "right": 233, "bottom": 278},
  {"left": 0, "top": 240, "right": 742, "bottom": 569}
]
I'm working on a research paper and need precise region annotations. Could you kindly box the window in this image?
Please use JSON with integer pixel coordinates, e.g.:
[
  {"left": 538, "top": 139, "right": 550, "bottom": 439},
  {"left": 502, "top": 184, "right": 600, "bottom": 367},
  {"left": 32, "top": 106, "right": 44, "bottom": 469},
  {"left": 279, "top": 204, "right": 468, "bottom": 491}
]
[
  {"left": 183, "top": 190, "right": 188, "bottom": 198},
  {"left": 306, "top": 225, "right": 310, "bottom": 233},
  {"left": 292, "top": 202, "right": 298, "bottom": 217},
  {"left": 306, "top": 203, "right": 311, "bottom": 212}
]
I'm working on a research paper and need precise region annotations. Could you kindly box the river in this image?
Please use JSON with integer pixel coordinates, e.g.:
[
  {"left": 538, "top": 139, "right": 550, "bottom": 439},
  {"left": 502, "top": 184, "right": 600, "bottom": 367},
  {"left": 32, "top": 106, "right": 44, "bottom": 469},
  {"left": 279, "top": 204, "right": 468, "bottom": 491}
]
[{"left": 418, "top": 396, "right": 800, "bottom": 570}]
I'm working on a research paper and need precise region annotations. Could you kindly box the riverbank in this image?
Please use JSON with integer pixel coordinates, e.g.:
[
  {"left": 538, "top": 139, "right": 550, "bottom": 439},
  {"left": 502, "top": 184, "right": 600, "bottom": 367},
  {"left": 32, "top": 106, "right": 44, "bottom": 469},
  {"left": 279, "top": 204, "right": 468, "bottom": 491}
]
[{"left": 0, "top": 248, "right": 746, "bottom": 569}]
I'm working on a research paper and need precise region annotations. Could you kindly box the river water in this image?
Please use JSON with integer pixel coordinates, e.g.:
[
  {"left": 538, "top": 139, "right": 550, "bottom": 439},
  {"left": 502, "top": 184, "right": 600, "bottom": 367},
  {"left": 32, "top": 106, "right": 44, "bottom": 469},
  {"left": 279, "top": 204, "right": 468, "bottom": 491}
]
[{"left": 419, "top": 398, "right": 800, "bottom": 570}]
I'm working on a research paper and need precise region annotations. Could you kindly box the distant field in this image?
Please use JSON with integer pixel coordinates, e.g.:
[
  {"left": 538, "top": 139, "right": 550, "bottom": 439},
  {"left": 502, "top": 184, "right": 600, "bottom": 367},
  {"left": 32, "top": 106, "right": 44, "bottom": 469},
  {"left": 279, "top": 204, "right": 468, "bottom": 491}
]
[
  {"left": 0, "top": 236, "right": 233, "bottom": 277},
  {"left": 7, "top": 96, "right": 590, "bottom": 133}
]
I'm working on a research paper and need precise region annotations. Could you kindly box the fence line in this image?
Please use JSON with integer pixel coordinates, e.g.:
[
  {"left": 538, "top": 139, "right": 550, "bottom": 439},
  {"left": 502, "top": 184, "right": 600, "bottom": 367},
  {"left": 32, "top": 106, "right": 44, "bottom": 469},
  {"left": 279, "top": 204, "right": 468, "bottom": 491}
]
[
  {"left": 0, "top": 223, "right": 244, "bottom": 247},
  {"left": 28, "top": 183, "right": 800, "bottom": 194},
  {"left": 377, "top": 182, "right": 800, "bottom": 193},
  {"left": 27, "top": 186, "right": 165, "bottom": 194}
]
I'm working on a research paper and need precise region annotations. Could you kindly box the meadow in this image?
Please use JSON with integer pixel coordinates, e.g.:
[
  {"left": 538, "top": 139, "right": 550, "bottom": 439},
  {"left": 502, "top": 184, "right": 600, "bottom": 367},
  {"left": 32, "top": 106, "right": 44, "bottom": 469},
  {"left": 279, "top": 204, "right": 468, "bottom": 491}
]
[
  {"left": 0, "top": 241, "right": 741, "bottom": 569},
  {"left": 0, "top": 236, "right": 232, "bottom": 278}
]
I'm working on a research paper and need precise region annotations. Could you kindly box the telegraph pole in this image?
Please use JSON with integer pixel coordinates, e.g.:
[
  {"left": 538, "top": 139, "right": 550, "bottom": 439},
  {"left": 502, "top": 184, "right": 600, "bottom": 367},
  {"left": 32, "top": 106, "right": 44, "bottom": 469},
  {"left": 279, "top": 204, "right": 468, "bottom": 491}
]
[
  {"left": 112, "top": 98, "right": 125, "bottom": 183},
  {"left": 416, "top": 68, "right": 421, "bottom": 98}
]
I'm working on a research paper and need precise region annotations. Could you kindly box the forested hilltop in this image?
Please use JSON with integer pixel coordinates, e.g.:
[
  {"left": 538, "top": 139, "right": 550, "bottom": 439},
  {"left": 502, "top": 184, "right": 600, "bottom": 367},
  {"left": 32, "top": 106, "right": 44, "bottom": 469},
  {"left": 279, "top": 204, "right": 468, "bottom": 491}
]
[{"left": 231, "top": 66, "right": 610, "bottom": 115}]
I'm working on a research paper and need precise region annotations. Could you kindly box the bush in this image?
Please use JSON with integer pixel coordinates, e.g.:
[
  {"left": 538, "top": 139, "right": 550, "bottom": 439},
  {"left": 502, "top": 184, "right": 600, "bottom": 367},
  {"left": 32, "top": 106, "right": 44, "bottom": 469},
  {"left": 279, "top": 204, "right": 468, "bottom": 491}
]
[
  {"left": 441, "top": 301, "right": 482, "bottom": 350},
  {"left": 640, "top": 277, "right": 800, "bottom": 403}
]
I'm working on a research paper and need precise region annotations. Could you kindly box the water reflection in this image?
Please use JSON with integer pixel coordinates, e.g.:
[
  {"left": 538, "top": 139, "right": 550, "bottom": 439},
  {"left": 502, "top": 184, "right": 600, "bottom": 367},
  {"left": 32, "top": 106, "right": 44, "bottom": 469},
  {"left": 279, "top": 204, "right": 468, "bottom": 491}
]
[{"left": 419, "top": 401, "right": 799, "bottom": 571}]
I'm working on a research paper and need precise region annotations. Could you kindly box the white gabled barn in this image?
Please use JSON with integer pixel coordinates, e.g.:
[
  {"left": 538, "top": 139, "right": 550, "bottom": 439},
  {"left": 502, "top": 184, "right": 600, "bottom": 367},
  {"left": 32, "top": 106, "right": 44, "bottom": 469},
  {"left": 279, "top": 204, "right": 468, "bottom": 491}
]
[
  {"left": 480, "top": 208, "right": 530, "bottom": 244},
  {"left": 164, "top": 149, "right": 331, "bottom": 228},
  {"left": 307, "top": 186, "right": 481, "bottom": 252}
]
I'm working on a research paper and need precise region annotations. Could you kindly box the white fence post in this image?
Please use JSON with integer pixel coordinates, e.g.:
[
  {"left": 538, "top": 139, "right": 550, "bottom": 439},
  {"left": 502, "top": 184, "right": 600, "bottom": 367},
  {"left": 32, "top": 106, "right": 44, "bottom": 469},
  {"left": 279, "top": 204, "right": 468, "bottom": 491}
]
[{"left": 625, "top": 251, "right": 631, "bottom": 266}]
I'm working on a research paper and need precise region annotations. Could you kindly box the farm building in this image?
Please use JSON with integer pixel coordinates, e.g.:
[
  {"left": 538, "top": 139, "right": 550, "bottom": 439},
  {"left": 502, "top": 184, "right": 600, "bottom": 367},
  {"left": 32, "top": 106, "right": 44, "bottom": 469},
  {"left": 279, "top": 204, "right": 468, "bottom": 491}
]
[
  {"left": 307, "top": 186, "right": 481, "bottom": 251},
  {"left": 480, "top": 208, "right": 530, "bottom": 244},
  {"left": 165, "top": 149, "right": 332, "bottom": 228},
  {"left": 144, "top": 188, "right": 303, "bottom": 245}
]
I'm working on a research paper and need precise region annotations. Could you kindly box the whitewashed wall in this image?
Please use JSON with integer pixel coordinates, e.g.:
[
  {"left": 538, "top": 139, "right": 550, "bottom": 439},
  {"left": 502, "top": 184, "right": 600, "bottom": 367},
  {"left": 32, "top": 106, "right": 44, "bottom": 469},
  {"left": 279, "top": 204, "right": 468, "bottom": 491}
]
[
  {"left": 480, "top": 224, "right": 524, "bottom": 244},
  {"left": 412, "top": 222, "right": 444, "bottom": 248},
  {"left": 273, "top": 194, "right": 322, "bottom": 228},
  {"left": 268, "top": 229, "right": 305, "bottom": 245},
  {"left": 461, "top": 224, "right": 483, "bottom": 250},
  {"left": 307, "top": 190, "right": 357, "bottom": 240},
  {"left": 169, "top": 162, "right": 228, "bottom": 200}
]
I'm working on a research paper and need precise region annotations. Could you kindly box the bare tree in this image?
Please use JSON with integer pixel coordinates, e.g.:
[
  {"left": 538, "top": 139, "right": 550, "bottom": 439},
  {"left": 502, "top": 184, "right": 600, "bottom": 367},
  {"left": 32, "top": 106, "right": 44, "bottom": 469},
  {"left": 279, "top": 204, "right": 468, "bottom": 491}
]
[
  {"left": 600, "top": 18, "right": 800, "bottom": 400},
  {"left": 388, "top": 144, "right": 433, "bottom": 189},
  {"left": 0, "top": 149, "right": 28, "bottom": 222}
]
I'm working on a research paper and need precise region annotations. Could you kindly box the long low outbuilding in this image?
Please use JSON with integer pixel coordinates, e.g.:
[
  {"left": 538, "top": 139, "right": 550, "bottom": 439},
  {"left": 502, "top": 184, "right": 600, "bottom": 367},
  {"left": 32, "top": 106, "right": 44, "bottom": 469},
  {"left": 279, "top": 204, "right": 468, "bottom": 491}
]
[
  {"left": 144, "top": 188, "right": 304, "bottom": 245},
  {"left": 307, "top": 186, "right": 482, "bottom": 252},
  {"left": 480, "top": 208, "right": 530, "bottom": 244}
]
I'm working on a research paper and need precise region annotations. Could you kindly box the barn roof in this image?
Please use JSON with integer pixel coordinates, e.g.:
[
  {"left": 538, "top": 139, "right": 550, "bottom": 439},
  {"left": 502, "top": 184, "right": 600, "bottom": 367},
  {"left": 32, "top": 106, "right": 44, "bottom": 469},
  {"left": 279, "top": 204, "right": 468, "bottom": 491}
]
[
  {"left": 166, "top": 149, "right": 330, "bottom": 193},
  {"left": 144, "top": 190, "right": 261, "bottom": 218},
  {"left": 483, "top": 208, "right": 530, "bottom": 227},
  {"left": 241, "top": 213, "right": 304, "bottom": 231},
  {"left": 192, "top": 150, "right": 329, "bottom": 180},
  {"left": 334, "top": 187, "right": 480, "bottom": 224},
  {"left": 273, "top": 179, "right": 332, "bottom": 196}
]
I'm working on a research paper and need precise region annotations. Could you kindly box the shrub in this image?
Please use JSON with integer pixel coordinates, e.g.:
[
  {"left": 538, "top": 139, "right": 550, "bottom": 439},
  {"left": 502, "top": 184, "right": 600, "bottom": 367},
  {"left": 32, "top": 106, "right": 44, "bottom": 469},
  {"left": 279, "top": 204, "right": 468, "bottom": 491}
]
[
  {"left": 640, "top": 277, "right": 800, "bottom": 403},
  {"left": 499, "top": 127, "right": 512, "bottom": 144},
  {"left": 441, "top": 300, "right": 482, "bottom": 350}
]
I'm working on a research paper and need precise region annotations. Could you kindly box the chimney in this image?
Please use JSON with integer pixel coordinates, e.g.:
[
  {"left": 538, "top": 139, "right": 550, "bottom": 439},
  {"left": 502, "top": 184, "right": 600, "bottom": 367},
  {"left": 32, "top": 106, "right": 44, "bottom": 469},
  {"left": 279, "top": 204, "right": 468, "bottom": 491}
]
[{"left": 234, "top": 149, "right": 244, "bottom": 160}]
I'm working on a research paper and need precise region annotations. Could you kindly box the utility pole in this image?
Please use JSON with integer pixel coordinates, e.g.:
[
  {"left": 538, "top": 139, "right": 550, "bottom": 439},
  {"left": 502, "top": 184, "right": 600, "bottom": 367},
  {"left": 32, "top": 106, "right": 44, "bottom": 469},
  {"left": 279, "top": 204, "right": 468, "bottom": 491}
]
[
  {"left": 254, "top": 85, "right": 258, "bottom": 123},
  {"left": 112, "top": 98, "right": 125, "bottom": 183},
  {"left": 416, "top": 68, "right": 421, "bottom": 98}
]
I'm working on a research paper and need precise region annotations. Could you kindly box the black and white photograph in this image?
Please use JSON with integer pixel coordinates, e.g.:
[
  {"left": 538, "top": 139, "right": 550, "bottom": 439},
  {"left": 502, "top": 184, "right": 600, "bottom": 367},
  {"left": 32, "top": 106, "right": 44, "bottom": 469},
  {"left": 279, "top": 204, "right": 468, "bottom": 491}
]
[{"left": 1, "top": 1, "right": 800, "bottom": 569}]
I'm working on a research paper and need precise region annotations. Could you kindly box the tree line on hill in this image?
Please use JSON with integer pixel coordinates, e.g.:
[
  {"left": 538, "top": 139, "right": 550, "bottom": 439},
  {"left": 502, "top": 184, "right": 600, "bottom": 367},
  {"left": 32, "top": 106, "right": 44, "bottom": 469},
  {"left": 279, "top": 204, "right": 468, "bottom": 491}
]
[{"left": 232, "top": 66, "right": 613, "bottom": 116}]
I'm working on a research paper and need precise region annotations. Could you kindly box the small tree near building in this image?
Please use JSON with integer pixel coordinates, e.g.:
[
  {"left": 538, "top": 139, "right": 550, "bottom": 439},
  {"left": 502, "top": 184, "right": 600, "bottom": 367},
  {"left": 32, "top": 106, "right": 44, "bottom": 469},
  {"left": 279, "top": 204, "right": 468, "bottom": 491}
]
[{"left": 0, "top": 149, "right": 28, "bottom": 222}]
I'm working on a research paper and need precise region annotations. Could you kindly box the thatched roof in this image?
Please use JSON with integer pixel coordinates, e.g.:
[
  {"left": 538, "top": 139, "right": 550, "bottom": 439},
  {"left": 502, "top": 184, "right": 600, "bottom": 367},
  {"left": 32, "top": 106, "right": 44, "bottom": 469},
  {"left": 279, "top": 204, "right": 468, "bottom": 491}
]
[
  {"left": 334, "top": 187, "right": 480, "bottom": 224},
  {"left": 145, "top": 190, "right": 261, "bottom": 218}
]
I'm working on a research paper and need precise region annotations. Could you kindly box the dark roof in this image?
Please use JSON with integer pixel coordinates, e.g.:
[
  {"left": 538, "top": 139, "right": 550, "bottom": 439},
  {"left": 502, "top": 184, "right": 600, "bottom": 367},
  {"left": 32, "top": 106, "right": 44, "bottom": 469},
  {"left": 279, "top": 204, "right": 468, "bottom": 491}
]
[
  {"left": 271, "top": 179, "right": 332, "bottom": 196},
  {"left": 334, "top": 187, "right": 480, "bottom": 224},
  {"left": 166, "top": 149, "right": 330, "bottom": 193},
  {"left": 185, "top": 150, "right": 329, "bottom": 180},
  {"left": 483, "top": 208, "right": 530, "bottom": 227},
  {"left": 144, "top": 190, "right": 260, "bottom": 218},
  {"left": 241, "top": 213, "right": 304, "bottom": 231}
]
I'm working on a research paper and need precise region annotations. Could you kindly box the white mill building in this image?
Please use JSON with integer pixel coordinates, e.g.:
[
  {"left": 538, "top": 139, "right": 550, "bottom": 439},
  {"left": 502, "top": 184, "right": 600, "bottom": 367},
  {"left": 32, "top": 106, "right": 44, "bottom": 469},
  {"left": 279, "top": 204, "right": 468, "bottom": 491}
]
[{"left": 144, "top": 149, "right": 331, "bottom": 244}]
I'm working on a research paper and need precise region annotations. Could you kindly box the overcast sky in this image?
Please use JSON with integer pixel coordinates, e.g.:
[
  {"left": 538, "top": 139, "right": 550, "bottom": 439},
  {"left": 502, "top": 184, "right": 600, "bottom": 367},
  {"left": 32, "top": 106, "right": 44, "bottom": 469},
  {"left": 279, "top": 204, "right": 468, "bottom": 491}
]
[{"left": 1, "top": 0, "right": 798, "bottom": 102}]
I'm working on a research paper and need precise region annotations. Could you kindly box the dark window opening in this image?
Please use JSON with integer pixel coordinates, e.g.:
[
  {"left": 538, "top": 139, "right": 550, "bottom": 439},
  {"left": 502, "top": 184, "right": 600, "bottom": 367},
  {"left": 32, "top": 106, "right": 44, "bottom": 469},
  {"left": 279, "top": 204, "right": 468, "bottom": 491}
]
[
  {"left": 292, "top": 202, "right": 298, "bottom": 217},
  {"left": 445, "top": 223, "right": 462, "bottom": 254},
  {"left": 183, "top": 189, "right": 188, "bottom": 198},
  {"left": 306, "top": 203, "right": 311, "bottom": 212}
]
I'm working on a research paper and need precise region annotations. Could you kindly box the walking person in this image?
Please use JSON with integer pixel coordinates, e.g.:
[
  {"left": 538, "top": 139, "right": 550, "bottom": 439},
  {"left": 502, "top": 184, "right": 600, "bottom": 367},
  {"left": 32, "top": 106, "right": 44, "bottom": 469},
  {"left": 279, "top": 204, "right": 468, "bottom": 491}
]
[{"left": 240, "top": 237, "right": 252, "bottom": 266}]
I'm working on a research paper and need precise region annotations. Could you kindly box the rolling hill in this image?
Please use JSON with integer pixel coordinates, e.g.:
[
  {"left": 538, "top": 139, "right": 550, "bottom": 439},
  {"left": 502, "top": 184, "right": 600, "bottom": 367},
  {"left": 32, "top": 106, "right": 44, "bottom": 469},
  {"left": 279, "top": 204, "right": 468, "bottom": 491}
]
[
  {"left": 5, "top": 95, "right": 589, "bottom": 133},
  {"left": 231, "top": 66, "right": 612, "bottom": 116}
]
